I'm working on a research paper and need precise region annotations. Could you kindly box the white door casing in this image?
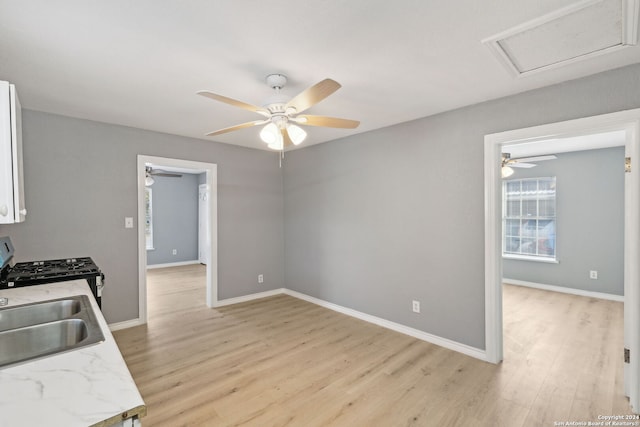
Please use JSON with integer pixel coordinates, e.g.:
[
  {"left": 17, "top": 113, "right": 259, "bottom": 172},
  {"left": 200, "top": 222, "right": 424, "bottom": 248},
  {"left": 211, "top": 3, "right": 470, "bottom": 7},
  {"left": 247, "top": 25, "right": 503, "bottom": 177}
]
[
  {"left": 198, "top": 184, "right": 210, "bottom": 265},
  {"left": 137, "top": 155, "right": 218, "bottom": 321},
  {"left": 484, "top": 108, "right": 640, "bottom": 412}
]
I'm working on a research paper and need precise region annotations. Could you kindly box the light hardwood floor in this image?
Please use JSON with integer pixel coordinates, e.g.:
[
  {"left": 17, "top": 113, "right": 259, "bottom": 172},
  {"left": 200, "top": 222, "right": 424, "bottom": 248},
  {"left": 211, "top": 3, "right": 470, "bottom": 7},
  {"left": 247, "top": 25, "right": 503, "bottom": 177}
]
[{"left": 113, "top": 265, "right": 632, "bottom": 426}]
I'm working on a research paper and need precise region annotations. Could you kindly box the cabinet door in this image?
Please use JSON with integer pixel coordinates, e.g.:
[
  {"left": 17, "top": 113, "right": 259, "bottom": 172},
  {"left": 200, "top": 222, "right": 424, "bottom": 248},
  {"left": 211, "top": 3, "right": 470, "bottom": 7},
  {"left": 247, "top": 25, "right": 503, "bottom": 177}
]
[
  {"left": 0, "top": 81, "right": 25, "bottom": 224},
  {"left": 9, "top": 84, "right": 25, "bottom": 222},
  {"left": 0, "top": 81, "right": 14, "bottom": 223}
]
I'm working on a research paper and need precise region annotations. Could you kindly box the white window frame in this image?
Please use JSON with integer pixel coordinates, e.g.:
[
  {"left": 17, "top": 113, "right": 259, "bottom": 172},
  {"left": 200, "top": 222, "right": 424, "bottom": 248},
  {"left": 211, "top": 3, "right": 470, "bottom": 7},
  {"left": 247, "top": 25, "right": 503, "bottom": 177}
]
[{"left": 502, "top": 177, "right": 557, "bottom": 262}]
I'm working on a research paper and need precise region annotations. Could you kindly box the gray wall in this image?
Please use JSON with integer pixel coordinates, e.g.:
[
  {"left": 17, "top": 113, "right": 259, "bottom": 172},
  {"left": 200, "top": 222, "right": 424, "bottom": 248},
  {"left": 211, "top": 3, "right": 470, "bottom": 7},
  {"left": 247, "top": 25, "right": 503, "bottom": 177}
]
[
  {"left": 146, "top": 173, "right": 199, "bottom": 266},
  {"left": 2, "top": 63, "right": 638, "bottom": 349},
  {"left": 0, "top": 111, "right": 285, "bottom": 324},
  {"left": 503, "top": 147, "right": 624, "bottom": 296},
  {"left": 283, "top": 63, "right": 640, "bottom": 350}
]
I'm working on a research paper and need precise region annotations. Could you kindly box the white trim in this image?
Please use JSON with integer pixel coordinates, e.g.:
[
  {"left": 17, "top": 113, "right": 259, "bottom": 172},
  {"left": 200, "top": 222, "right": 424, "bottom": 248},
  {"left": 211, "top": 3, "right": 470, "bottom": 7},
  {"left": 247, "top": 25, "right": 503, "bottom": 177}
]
[
  {"left": 146, "top": 260, "right": 201, "bottom": 270},
  {"left": 504, "top": 278, "right": 624, "bottom": 302},
  {"left": 625, "top": 0, "right": 640, "bottom": 45},
  {"left": 283, "top": 289, "right": 487, "bottom": 362},
  {"left": 484, "top": 108, "right": 640, "bottom": 412},
  {"left": 484, "top": 136, "right": 504, "bottom": 364},
  {"left": 213, "top": 288, "right": 286, "bottom": 307},
  {"left": 137, "top": 155, "right": 218, "bottom": 324},
  {"left": 204, "top": 287, "right": 487, "bottom": 361},
  {"left": 108, "top": 318, "right": 145, "bottom": 331},
  {"left": 503, "top": 254, "right": 559, "bottom": 263},
  {"left": 624, "top": 116, "right": 640, "bottom": 401}
]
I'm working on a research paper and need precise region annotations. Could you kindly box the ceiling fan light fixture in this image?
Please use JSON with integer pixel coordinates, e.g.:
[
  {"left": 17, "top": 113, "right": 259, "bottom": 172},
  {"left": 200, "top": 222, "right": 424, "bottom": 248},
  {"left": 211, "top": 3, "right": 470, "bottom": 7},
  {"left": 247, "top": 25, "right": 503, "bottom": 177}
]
[
  {"left": 259, "top": 122, "right": 279, "bottom": 145},
  {"left": 501, "top": 166, "right": 514, "bottom": 178},
  {"left": 268, "top": 139, "right": 284, "bottom": 151},
  {"left": 287, "top": 124, "right": 307, "bottom": 145}
]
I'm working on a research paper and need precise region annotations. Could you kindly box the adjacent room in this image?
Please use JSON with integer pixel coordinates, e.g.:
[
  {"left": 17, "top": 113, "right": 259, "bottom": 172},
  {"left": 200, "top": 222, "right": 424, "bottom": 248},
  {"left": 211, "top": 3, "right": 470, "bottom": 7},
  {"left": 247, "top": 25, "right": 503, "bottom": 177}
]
[{"left": 1, "top": 1, "right": 640, "bottom": 426}]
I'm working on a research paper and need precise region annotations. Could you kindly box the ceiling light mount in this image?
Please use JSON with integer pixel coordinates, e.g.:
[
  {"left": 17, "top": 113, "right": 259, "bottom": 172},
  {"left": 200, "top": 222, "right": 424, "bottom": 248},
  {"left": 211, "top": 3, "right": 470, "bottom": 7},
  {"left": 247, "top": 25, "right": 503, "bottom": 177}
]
[{"left": 266, "top": 73, "right": 287, "bottom": 91}]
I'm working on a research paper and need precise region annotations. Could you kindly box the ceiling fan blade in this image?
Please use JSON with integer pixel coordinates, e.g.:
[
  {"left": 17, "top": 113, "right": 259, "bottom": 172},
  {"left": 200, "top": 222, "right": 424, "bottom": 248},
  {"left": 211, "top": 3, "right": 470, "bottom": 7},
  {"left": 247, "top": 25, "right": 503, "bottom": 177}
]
[
  {"left": 149, "top": 169, "right": 183, "bottom": 177},
  {"left": 295, "top": 115, "right": 360, "bottom": 129},
  {"left": 152, "top": 173, "right": 183, "bottom": 177},
  {"left": 509, "top": 162, "right": 536, "bottom": 168},
  {"left": 197, "top": 91, "right": 270, "bottom": 117},
  {"left": 285, "top": 79, "right": 341, "bottom": 114},
  {"left": 205, "top": 120, "right": 268, "bottom": 136},
  {"left": 513, "top": 155, "right": 557, "bottom": 163},
  {"left": 282, "top": 128, "right": 294, "bottom": 148}
]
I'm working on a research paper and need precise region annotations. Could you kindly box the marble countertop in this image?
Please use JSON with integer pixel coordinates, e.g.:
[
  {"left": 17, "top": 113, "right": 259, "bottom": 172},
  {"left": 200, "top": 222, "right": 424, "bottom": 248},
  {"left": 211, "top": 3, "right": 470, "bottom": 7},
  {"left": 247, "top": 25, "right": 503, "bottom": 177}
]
[{"left": 0, "top": 280, "right": 146, "bottom": 427}]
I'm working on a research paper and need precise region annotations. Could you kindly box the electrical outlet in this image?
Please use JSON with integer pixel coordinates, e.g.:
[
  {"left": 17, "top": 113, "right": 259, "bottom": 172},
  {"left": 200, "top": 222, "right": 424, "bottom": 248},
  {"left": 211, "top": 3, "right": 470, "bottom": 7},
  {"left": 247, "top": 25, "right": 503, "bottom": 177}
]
[
  {"left": 172, "top": 249, "right": 177, "bottom": 255},
  {"left": 412, "top": 300, "right": 420, "bottom": 313},
  {"left": 124, "top": 217, "right": 134, "bottom": 228},
  {"left": 258, "top": 274, "right": 264, "bottom": 284},
  {"left": 590, "top": 270, "right": 598, "bottom": 279}
]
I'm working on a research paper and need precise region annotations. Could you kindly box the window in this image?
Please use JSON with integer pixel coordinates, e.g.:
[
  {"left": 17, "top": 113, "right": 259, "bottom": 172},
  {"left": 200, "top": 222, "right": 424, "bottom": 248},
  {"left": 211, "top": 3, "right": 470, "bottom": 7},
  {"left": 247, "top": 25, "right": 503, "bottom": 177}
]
[
  {"left": 503, "top": 177, "right": 556, "bottom": 260},
  {"left": 145, "top": 187, "right": 154, "bottom": 250}
]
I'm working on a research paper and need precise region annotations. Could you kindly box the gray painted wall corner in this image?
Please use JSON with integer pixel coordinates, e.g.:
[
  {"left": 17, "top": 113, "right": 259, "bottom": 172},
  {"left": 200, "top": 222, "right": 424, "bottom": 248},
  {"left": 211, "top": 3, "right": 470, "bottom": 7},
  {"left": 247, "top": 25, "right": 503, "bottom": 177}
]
[{"left": 283, "top": 63, "right": 640, "bottom": 350}]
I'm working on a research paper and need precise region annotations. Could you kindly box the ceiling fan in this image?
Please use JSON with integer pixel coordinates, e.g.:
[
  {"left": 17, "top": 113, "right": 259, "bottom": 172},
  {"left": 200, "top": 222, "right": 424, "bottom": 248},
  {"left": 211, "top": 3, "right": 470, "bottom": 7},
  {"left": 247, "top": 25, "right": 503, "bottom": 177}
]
[
  {"left": 501, "top": 153, "right": 557, "bottom": 178},
  {"left": 145, "top": 166, "right": 182, "bottom": 186},
  {"left": 197, "top": 74, "right": 360, "bottom": 151}
]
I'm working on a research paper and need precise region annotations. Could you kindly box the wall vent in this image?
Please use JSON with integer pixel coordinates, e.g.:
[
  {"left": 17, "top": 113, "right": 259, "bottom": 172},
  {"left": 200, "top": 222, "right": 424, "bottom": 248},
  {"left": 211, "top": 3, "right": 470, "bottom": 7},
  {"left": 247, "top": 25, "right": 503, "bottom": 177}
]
[{"left": 482, "top": 0, "right": 639, "bottom": 77}]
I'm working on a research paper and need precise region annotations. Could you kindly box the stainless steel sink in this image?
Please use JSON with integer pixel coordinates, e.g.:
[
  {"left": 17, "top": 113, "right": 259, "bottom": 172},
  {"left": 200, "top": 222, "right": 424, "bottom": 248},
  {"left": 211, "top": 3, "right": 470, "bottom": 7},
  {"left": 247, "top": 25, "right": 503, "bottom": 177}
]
[
  {"left": 0, "top": 295, "right": 105, "bottom": 368},
  {"left": 0, "top": 297, "right": 81, "bottom": 332}
]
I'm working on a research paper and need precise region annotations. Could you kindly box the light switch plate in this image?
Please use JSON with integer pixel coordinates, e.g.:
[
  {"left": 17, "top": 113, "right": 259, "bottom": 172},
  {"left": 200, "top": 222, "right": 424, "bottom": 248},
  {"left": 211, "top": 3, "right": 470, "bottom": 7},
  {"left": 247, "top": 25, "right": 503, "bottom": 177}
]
[{"left": 125, "top": 217, "right": 134, "bottom": 228}]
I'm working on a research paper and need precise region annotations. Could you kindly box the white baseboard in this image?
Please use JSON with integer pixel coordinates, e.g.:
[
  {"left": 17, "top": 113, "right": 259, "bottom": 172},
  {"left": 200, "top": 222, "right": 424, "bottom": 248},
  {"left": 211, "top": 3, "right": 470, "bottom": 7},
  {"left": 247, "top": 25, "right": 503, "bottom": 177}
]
[
  {"left": 146, "top": 260, "right": 201, "bottom": 269},
  {"left": 282, "top": 289, "right": 487, "bottom": 362},
  {"left": 503, "top": 278, "right": 624, "bottom": 302},
  {"left": 213, "top": 288, "right": 286, "bottom": 307},
  {"left": 109, "top": 318, "right": 145, "bottom": 331},
  {"left": 113, "top": 286, "right": 487, "bottom": 362}
]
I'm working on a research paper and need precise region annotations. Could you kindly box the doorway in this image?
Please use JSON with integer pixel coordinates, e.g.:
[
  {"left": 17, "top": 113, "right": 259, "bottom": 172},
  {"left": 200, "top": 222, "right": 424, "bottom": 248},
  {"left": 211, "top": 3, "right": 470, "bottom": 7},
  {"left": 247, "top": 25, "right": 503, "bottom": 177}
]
[
  {"left": 484, "top": 109, "right": 640, "bottom": 412},
  {"left": 137, "top": 155, "right": 218, "bottom": 322}
]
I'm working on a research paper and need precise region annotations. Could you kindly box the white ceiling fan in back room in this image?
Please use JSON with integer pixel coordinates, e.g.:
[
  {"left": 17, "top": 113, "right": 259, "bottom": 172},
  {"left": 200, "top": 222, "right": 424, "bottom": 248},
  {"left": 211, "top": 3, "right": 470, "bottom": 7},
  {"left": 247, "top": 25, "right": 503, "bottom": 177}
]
[
  {"left": 145, "top": 166, "right": 182, "bottom": 186},
  {"left": 197, "top": 74, "right": 360, "bottom": 157},
  {"left": 501, "top": 153, "right": 557, "bottom": 178}
]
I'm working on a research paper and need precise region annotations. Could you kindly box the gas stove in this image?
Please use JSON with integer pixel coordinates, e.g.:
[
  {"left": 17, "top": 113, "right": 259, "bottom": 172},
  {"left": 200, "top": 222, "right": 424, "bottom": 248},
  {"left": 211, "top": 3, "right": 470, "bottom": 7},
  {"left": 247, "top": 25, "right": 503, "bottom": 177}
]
[{"left": 0, "top": 237, "right": 104, "bottom": 308}]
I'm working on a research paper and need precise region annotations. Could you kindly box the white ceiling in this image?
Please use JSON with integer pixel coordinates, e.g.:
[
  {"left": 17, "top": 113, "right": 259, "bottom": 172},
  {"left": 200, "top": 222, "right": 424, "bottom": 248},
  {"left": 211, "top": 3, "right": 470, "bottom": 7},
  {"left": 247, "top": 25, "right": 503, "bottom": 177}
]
[{"left": 1, "top": 0, "right": 640, "bottom": 151}]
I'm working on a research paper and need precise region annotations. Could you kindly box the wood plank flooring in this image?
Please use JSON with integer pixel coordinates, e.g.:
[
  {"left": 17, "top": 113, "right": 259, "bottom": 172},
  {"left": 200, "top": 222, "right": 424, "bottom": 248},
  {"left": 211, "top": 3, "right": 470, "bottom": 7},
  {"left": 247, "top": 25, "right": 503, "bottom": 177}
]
[{"left": 113, "top": 265, "right": 632, "bottom": 426}]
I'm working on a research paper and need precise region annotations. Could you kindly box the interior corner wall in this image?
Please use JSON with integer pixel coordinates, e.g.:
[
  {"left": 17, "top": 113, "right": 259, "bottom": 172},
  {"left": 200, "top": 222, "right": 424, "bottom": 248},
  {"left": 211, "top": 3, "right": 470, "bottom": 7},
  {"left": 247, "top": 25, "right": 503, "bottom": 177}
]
[
  {"left": 146, "top": 173, "right": 200, "bottom": 266},
  {"left": 503, "top": 147, "right": 624, "bottom": 296},
  {"left": 283, "top": 63, "right": 640, "bottom": 350},
  {"left": 0, "top": 111, "right": 285, "bottom": 324}
]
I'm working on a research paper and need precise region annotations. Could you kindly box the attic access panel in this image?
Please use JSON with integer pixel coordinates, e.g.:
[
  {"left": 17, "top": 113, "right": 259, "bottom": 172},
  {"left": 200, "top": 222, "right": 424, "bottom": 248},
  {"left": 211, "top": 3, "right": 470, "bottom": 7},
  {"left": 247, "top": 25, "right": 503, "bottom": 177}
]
[{"left": 483, "top": 0, "right": 639, "bottom": 77}]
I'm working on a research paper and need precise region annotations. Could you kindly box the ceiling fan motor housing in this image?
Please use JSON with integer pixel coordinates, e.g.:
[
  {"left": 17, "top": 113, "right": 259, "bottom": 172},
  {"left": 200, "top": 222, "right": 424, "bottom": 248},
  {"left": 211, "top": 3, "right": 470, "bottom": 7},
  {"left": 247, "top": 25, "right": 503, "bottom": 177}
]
[{"left": 264, "top": 74, "right": 291, "bottom": 115}]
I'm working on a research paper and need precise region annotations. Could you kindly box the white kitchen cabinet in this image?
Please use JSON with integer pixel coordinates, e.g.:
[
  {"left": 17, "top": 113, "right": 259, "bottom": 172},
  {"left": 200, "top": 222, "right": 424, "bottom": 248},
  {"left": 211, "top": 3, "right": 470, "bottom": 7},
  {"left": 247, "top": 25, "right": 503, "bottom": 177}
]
[{"left": 0, "top": 80, "right": 25, "bottom": 224}]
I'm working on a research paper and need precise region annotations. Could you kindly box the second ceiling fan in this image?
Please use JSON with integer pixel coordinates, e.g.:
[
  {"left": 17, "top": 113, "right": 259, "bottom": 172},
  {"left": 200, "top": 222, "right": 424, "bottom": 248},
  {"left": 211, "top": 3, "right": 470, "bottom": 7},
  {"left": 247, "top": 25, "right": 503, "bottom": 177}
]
[
  {"left": 501, "top": 153, "right": 557, "bottom": 178},
  {"left": 198, "top": 74, "right": 360, "bottom": 151}
]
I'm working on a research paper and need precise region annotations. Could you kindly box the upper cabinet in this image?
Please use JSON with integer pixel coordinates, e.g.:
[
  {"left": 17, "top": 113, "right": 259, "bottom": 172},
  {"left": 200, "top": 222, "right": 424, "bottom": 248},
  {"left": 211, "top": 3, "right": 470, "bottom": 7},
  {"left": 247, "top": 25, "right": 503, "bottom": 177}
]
[{"left": 0, "top": 81, "right": 25, "bottom": 224}]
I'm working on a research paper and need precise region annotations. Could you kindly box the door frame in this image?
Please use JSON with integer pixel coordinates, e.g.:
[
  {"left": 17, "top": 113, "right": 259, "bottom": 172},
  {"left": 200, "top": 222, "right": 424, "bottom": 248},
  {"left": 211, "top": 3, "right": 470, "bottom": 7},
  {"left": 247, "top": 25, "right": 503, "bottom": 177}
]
[
  {"left": 484, "top": 108, "right": 640, "bottom": 412},
  {"left": 137, "top": 155, "right": 218, "bottom": 322},
  {"left": 198, "top": 184, "right": 210, "bottom": 265}
]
